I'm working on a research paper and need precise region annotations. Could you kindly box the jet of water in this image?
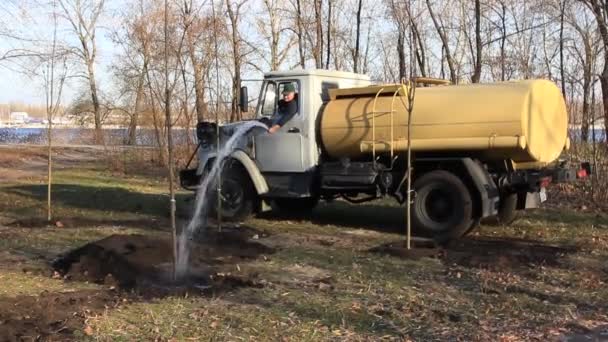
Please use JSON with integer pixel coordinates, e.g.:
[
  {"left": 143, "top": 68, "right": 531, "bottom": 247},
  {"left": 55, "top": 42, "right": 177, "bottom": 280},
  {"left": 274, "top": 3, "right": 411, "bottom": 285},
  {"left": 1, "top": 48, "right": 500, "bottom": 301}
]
[{"left": 175, "top": 120, "right": 267, "bottom": 278}]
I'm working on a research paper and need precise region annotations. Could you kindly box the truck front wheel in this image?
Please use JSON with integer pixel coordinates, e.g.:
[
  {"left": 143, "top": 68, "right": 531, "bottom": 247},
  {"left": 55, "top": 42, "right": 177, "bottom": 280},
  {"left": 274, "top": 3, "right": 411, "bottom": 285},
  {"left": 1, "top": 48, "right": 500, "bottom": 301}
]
[
  {"left": 411, "top": 170, "right": 474, "bottom": 244},
  {"left": 208, "top": 161, "right": 257, "bottom": 222}
]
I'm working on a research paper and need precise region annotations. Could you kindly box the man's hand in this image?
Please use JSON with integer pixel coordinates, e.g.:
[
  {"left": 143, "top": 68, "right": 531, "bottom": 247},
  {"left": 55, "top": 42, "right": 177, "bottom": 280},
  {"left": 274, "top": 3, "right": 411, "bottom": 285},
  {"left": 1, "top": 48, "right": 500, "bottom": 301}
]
[{"left": 268, "top": 124, "right": 280, "bottom": 134}]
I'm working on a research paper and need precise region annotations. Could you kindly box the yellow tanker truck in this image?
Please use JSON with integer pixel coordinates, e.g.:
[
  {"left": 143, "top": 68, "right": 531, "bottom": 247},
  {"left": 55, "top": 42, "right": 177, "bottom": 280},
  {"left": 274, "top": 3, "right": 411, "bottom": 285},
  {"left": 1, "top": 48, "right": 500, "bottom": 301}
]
[{"left": 180, "top": 69, "right": 589, "bottom": 244}]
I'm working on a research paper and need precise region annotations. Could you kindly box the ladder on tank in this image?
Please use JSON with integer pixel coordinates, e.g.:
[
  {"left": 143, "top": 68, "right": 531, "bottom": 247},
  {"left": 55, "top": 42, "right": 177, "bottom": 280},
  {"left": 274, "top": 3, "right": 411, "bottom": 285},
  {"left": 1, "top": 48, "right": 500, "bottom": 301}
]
[
  {"left": 367, "top": 77, "right": 450, "bottom": 170},
  {"left": 367, "top": 77, "right": 450, "bottom": 249}
]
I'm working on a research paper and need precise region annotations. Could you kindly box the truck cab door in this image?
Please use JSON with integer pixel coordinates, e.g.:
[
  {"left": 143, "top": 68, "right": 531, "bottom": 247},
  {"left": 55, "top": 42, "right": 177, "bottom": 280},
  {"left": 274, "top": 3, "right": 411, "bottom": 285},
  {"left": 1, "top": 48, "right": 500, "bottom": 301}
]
[{"left": 254, "top": 80, "right": 308, "bottom": 173}]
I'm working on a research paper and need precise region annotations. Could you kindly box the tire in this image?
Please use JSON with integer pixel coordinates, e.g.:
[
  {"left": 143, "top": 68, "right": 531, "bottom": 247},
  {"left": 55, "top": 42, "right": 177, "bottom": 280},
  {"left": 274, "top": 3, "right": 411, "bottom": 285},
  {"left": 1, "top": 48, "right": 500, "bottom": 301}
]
[
  {"left": 411, "top": 170, "right": 474, "bottom": 244},
  {"left": 463, "top": 217, "right": 481, "bottom": 236},
  {"left": 481, "top": 192, "right": 519, "bottom": 226},
  {"left": 274, "top": 197, "right": 319, "bottom": 215},
  {"left": 496, "top": 192, "right": 519, "bottom": 225},
  {"left": 208, "top": 160, "right": 257, "bottom": 222}
]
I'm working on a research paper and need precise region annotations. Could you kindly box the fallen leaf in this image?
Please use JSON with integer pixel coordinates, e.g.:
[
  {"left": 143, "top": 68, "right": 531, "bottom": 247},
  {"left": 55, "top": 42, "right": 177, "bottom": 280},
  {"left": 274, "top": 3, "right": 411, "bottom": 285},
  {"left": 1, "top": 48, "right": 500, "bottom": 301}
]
[{"left": 84, "top": 326, "right": 93, "bottom": 336}]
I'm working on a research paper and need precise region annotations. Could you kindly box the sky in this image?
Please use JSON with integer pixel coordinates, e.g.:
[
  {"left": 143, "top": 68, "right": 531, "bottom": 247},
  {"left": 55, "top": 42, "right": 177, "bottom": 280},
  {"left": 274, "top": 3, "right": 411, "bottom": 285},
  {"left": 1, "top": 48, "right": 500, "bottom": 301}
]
[
  {"left": 0, "top": 0, "right": 124, "bottom": 105},
  {"left": 0, "top": 0, "right": 385, "bottom": 108}
]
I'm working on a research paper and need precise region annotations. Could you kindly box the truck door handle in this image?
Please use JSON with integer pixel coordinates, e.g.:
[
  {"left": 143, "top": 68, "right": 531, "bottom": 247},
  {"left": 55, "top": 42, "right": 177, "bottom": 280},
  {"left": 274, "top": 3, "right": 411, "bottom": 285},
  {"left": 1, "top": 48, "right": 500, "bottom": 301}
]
[{"left": 288, "top": 127, "right": 300, "bottom": 133}]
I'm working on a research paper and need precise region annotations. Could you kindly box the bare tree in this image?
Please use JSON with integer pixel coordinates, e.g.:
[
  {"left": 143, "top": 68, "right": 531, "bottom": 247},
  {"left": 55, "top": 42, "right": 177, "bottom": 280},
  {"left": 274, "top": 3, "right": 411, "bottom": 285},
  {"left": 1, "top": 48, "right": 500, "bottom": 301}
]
[
  {"left": 294, "top": 0, "right": 306, "bottom": 68},
  {"left": 58, "top": 0, "right": 105, "bottom": 144},
  {"left": 471, "top": 0, "right": 482, "bottom": 83},
  {"left": 112, "top": 0, "right": 155, "bottom": 145},
  {"left": 326, "top": 0, "right": 332, "bottom": 69},
  {"left": 36, "top": 0, "right": 70, "bottom": 222},
  {"left": 568, "top": 3, "right": 599, "bottom": 142},
  {"left": 426, "top": 0, "right": 457, "bottom": 83},
  {"left": 312, "top": 0, "right": 323, "bottom": 68},
  {"left": 182, "top": 0, "right": 213, "bottom": 123},
  {"left": 579, "top": 0, "right": 608, "bottom": 143},
  {"left": 353, "top": 0, "right": 362, "bottom": 73},
  {"left": 226, "top": 0, "right": 246, "bottom": 122},
  {"left": 257, "top": 0, "right": 296, "bottom": 70}
]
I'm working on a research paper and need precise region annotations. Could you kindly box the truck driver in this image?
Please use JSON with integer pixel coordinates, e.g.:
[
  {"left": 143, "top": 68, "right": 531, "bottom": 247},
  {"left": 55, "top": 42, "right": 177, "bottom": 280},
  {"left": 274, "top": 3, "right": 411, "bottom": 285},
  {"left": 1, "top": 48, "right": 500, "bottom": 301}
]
[{"left": 268, "top": 82, "right": 298, "bottom": 134}]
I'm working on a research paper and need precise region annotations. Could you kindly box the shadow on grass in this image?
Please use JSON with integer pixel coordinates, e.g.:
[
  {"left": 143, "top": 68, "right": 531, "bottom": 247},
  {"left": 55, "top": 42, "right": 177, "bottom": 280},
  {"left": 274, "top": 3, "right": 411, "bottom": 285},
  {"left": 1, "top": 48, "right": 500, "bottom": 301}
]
[
  {"left": 262, "top": 200, "right": 608, "bottom": 237},
  {"left": 5, "top": 184, "right": 193, "bottom": 221},
  {"left": 259, "top": 201, "right": 408, "bottom": 235}
]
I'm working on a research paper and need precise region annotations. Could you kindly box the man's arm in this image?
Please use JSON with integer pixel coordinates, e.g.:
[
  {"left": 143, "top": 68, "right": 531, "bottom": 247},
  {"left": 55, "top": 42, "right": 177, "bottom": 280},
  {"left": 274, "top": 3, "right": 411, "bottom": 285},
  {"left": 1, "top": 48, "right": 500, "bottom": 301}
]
[{"left": 268, "top": 99, "right": 298, "bottom": 133}]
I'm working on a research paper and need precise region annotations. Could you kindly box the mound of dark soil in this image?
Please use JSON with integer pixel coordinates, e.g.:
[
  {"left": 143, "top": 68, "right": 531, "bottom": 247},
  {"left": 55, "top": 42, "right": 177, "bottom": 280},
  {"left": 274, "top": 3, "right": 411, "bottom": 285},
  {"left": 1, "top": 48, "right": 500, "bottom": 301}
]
[{"left": 51, "top": 229, "right": 274, "bottom": 292}]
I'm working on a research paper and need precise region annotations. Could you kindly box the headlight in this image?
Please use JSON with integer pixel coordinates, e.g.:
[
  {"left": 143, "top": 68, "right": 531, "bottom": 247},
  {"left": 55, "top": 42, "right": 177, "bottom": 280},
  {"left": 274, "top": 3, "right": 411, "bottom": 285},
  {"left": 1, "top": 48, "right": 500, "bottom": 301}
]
[{"left": 196, "top": 121, "right": 217, "bottom": 147}]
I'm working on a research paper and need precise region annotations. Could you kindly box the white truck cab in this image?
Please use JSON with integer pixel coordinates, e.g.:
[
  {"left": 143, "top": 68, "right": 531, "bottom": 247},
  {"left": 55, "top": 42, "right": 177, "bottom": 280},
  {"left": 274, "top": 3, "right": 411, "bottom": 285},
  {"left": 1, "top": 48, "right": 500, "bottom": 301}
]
[{"left": 252, "top": 69, "right": 371, "bottom": 174}]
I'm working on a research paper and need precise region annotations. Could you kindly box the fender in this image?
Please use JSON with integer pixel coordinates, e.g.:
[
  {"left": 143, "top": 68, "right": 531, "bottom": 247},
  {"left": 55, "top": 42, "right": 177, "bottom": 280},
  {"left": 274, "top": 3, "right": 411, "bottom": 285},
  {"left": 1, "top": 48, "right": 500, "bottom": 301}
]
[
  {"left": 197, "top": 149, "right": 269, "bottom": 195},
  {"left": 230, "top": 150, "right": 269, "bottom": 195}
]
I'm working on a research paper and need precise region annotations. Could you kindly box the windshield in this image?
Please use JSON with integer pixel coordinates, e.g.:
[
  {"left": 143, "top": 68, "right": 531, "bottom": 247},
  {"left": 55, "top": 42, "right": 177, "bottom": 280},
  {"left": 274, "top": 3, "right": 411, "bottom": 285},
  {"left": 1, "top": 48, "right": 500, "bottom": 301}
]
[{"left": 260, "top": 82, "right": 276, "bottom": 117}]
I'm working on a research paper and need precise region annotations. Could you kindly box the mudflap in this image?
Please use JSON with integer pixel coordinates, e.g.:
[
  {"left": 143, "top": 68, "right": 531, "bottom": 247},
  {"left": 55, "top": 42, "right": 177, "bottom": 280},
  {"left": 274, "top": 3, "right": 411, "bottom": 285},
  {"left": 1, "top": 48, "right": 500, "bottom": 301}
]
[
  {"left": 179, "top": 168, "right": 201, "bottom": 190},
  {"left": 461, "top": 158, "right": 500, "bottom": 219}
]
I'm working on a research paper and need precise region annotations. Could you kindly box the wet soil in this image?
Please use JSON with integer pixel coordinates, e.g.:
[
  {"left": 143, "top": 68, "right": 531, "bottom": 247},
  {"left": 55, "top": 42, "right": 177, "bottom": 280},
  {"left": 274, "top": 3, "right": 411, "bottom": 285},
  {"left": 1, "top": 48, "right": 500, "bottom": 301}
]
[
  {"left": 51, "top": 227, "right": 274, "bottom": 292},
  {"left": 367, "top": 235, "right": 578, "bottom": 271},
  {"left": 443, "top": 236, "right": 578, "bottom": 270}
]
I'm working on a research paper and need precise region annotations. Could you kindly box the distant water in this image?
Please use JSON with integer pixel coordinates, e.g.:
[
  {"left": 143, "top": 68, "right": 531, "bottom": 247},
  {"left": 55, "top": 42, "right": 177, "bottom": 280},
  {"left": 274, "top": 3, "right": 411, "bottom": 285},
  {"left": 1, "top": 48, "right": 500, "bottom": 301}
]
[
  {"left": 1, "top": 127, "right": 605, "bottom": 146},
  {"left": 570, "top": 128, "right": 606, "bottom": 143},
  {"left": 0, "top": 127, "right": 197, "bottom": 146}
]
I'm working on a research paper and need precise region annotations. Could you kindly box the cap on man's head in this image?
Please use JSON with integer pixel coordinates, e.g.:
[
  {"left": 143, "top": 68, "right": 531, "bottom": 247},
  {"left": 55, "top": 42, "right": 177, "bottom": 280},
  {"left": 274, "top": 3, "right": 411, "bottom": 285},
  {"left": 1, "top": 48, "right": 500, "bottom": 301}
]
[{"left": 282, "top": 83, "right": 296, "bottom": 94}]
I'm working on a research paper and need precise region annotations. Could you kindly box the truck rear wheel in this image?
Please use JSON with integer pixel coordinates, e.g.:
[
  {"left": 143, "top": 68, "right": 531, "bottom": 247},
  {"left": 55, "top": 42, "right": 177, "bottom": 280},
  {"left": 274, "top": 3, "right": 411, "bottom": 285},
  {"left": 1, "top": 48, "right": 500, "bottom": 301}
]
[
  {"left": 208, "top": 160, "right": 257, "bottom": 222},
  {"left": 411, "top": 170, "right": 474, "bottom": 244},
  {"left": 481, "top": 192, "right": 519, "bottom": 226},
  {"left": 497, "top": 193, "right": 519, "bottom": 225}
]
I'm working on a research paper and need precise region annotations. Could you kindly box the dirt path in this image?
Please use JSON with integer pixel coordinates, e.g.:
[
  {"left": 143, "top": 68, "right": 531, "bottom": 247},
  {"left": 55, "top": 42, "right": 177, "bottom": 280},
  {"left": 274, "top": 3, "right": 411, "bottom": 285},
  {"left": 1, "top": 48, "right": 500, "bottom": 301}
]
[{"left": 0, "top": 145, "right": 101, "bottom": 183}]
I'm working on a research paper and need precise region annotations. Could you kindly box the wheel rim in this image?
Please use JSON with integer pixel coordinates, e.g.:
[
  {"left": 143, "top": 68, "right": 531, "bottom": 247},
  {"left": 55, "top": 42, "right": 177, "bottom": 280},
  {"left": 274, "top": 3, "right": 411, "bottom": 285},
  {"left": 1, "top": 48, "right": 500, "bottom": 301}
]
[
  {"left": 419, "top": 186, "right": 459, "bottom": 231},
  {"left": 218, "top": 178, "right": 244, "bottom": 216}
]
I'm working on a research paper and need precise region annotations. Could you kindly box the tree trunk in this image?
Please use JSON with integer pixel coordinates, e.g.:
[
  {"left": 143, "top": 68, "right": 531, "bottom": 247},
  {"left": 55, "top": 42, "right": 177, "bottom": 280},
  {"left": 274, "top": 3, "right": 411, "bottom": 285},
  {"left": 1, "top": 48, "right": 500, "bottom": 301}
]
[
  {"left": 410, "top": 18, "right": 427, "bottom": 78},
  {"left": 86, "top": 60, "right": 102, "bottom": 144},
  {"left": 47, "top": 113, "right": 52, "bottom": 222},
  {"left": 397, "top": 29, "right": 406, "bottom": 81},
  {"left": 500, "top": 2, "right": 506, "bottom": 81},
  {"left": 426, "top": 0, "right": 456, "bottom": 83},
  {"left": 601, "top": 72, "right": 608, "bottom": 144},
  {"left": 128, "top": 69, "right": 146, "bottom": 145},
  {"left": 325, "top": 0, "right": 331, "bottom": 69},
  {"left": 471, "top": 0, "right": 482, "bottom": 83},
  {"left": 189, "top": 46, "right": 207, "bottom": 123},
  {"left": 314, "top": 0, "right": 323, "bottom": 69},
  {"left": 227, "top": 0, "right": 242, "bottom": 122},
  {"left": 559, "top": 0, "right": 566, "bottom": 97},
  {"left": 582, "top": 0, "right": 608, "bottom": 144},
  {"left": 581, "top": 34, "right": 593, "bottom": 142},
  {"left": 296, "top": 0, "right": 305, "bottom": 68},
  {"left": 353, "top": 0, "right": 362, "bottom": 73}
]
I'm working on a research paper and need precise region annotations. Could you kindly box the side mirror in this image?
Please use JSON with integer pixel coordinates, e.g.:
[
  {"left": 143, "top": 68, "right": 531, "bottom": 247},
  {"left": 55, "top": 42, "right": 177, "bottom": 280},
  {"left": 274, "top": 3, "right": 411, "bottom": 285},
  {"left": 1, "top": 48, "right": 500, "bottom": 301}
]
[{"left": 239, "top": 86, "right": 248, "bottom": 113}]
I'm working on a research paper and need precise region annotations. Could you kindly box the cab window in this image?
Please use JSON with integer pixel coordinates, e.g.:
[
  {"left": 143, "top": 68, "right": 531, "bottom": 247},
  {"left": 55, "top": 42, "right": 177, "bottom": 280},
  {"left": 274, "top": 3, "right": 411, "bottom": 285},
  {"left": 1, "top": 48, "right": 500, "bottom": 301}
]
[{"left": 259, "top": 80, "right": 300, "bottom": 117}]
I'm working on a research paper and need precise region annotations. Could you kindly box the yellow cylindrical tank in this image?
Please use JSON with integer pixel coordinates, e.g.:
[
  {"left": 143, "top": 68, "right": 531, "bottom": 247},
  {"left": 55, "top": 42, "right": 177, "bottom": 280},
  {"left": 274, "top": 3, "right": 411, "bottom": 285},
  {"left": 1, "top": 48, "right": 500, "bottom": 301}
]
[{"left": 319, "top": 79, "right": 568, "bottom": 165}]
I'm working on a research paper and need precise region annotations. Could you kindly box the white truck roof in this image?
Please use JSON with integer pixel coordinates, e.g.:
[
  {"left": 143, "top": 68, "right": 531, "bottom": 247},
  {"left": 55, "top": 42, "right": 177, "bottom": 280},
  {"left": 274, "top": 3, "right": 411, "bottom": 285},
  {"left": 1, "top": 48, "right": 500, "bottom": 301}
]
[{"left": 264, "top": 69, "right": 371, "bottom": 81}]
